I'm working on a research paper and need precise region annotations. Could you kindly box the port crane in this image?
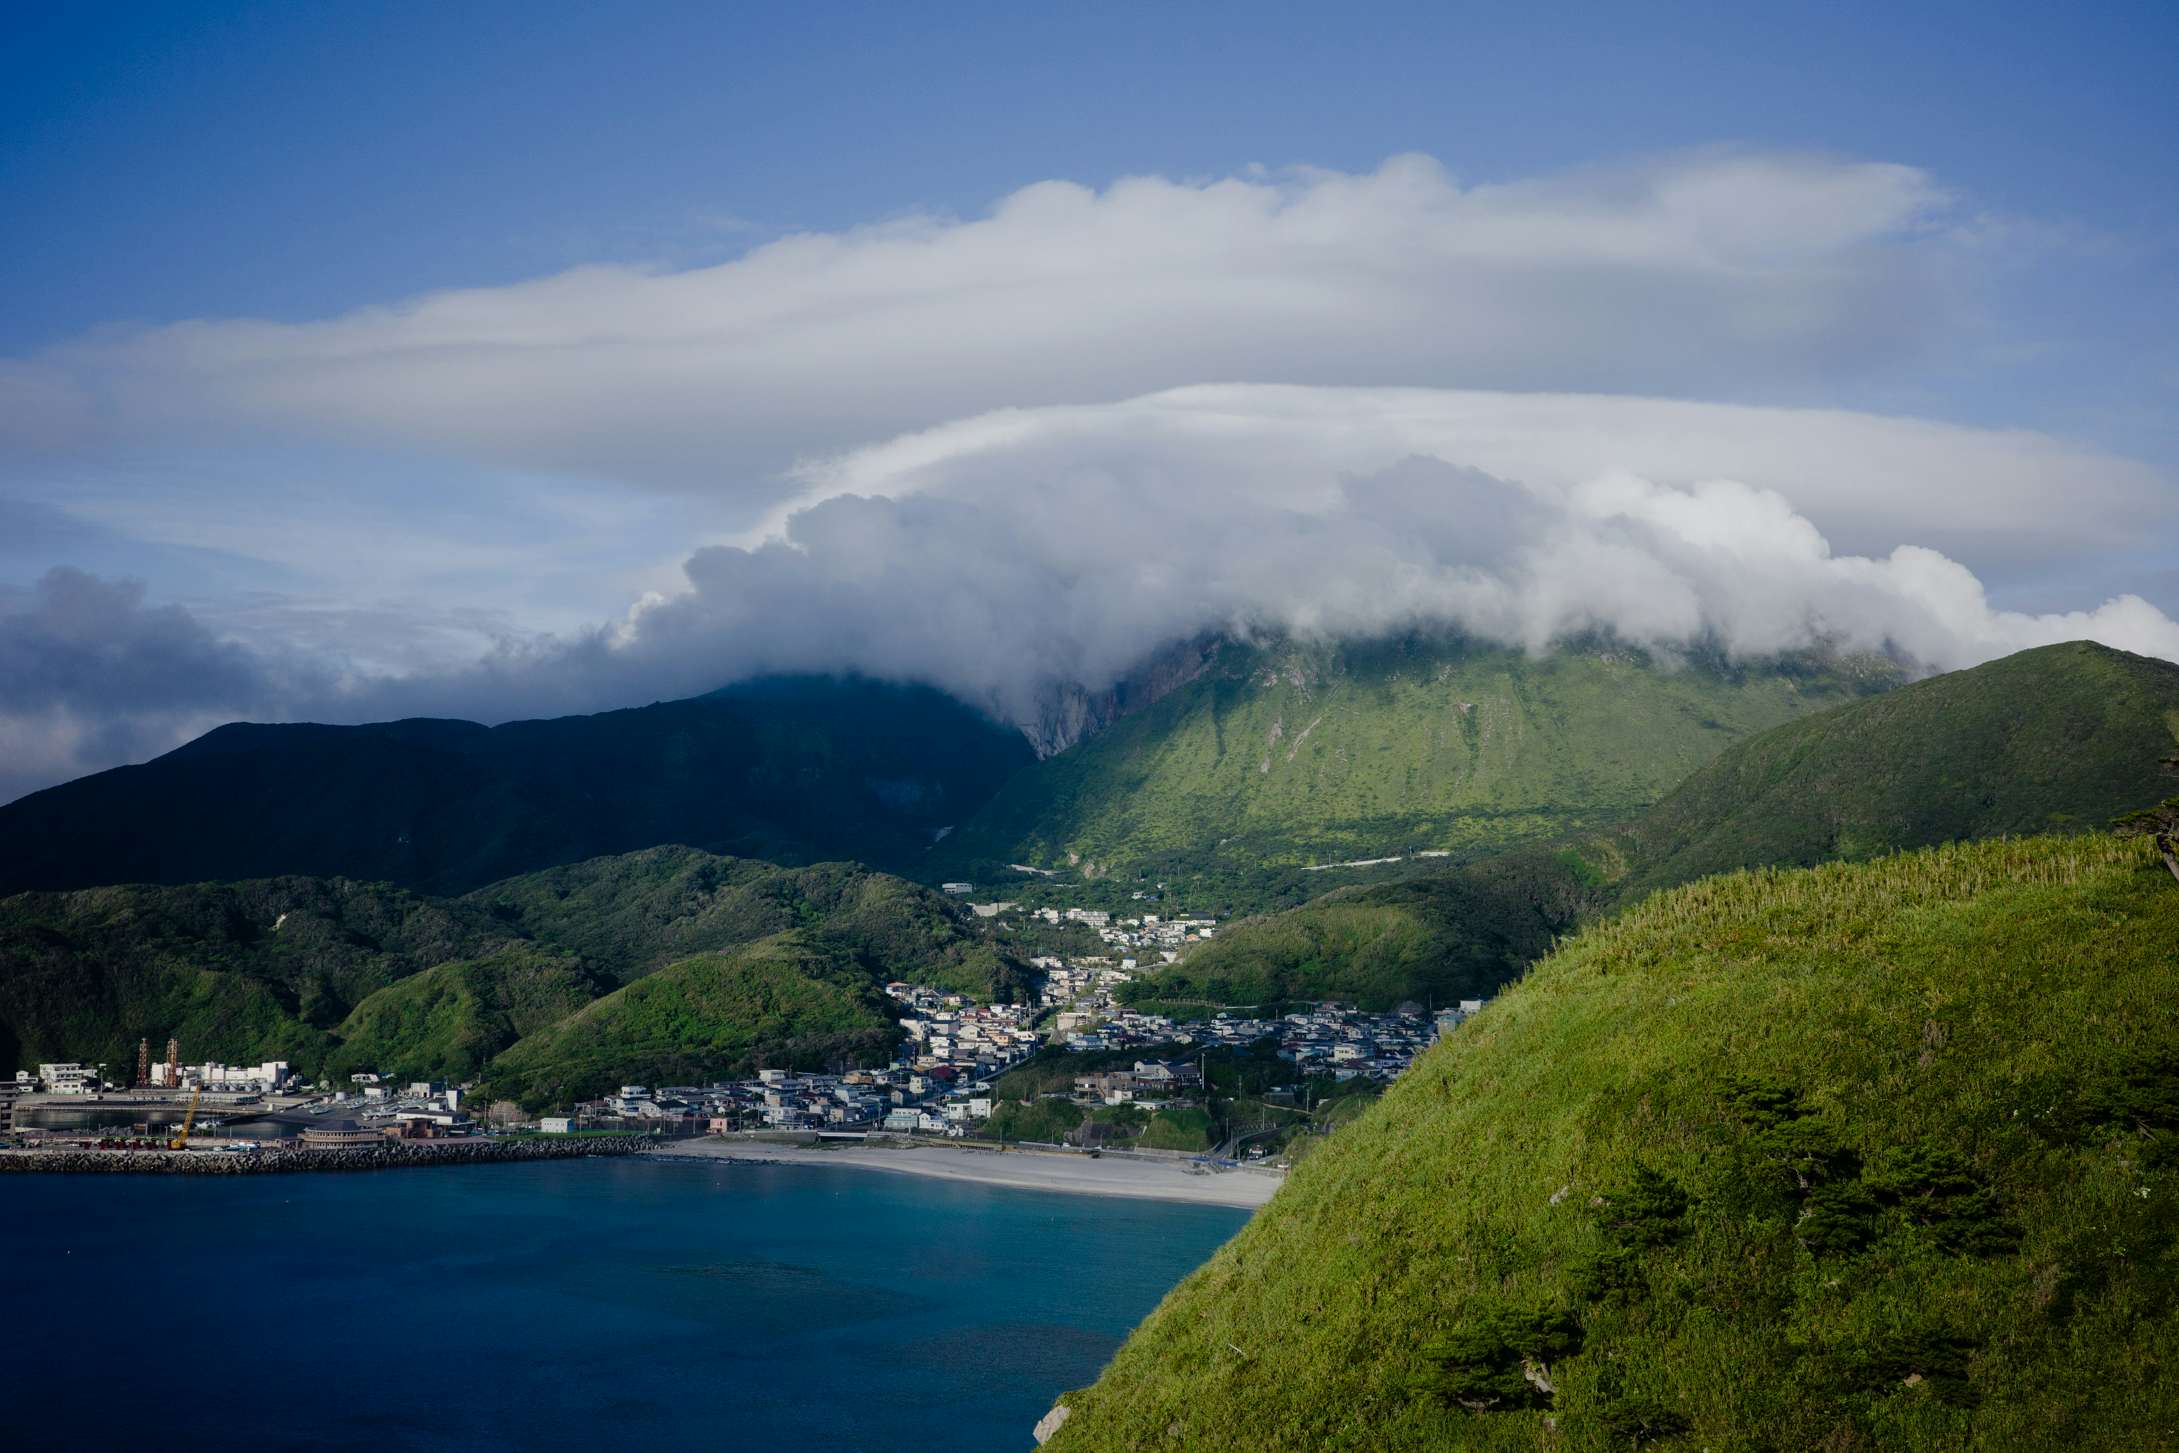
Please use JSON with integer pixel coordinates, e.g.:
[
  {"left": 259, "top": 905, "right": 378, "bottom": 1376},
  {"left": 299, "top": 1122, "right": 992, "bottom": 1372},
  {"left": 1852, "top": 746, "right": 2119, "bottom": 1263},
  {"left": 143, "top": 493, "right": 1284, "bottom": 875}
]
[{"left": 168, "top": 1087, "right": 203, "bottom": 1151}]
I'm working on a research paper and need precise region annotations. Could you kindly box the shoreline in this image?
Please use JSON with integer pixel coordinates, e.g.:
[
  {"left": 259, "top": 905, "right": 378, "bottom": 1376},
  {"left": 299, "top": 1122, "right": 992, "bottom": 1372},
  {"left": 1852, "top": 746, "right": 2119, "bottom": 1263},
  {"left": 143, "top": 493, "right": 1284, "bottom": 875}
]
[{"left": 652, "top": 1137, "right": 1281, "bottom": 1208}]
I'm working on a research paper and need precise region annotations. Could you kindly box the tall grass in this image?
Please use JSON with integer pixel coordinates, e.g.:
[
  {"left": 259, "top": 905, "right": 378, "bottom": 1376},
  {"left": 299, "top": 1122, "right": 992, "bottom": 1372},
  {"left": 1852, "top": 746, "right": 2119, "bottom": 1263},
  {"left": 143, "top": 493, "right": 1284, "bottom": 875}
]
[{"left": 1048, "top": 833, "right": 2179, "bottom": 1452}]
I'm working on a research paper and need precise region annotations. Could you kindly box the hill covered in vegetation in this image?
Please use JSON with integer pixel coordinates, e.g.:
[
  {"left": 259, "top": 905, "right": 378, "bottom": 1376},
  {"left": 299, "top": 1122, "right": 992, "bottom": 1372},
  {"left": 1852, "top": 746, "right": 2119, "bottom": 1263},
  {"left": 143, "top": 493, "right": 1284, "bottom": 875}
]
[
  {"left": 477, "top": 932, "right": 905, "bottom": 1106},
  {"left": 1120, "top": 842, "right": 1620, "bottom": 1015},
  {"left": 1049, "top": 833, "right": 2179, "bottom": 1451},
  {"left": 1121, "top": 642, "right": 2179, "bottom": 1013},
  {"left": 936, "top": 635, "right": 1889, "bottom": 884},
  {"left": 0, "top": 848, "right": 1024, "bottom": 1093},
  {"left": 467, "top": 846, "right": 1027, "bottom": 998},
  {"left": 0, "top": 675, "right": 1033, "bottom": 896},
  {"left": 1621, "top": 641, "right": 2179, "bottom": 894}
]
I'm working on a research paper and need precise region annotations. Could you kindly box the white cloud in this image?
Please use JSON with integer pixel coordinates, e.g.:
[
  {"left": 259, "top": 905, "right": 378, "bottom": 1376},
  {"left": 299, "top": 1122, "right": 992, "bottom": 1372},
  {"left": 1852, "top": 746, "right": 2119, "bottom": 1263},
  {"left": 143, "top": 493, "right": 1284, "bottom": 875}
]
[
  {"left": 339, "top": 385, "right": 2179, "bottom": 734},
  {"left": 2, "top": 152, "right": 2170, "bottom": 800},
  {"left": 0, "top": 568, "right": 323, "bottom": 801},
  {"left": 7, "top": 385, "right": 2174, "bottom": 799},
  {"left": 5, "top": 151, "right": 1964, "bottom": 512}
]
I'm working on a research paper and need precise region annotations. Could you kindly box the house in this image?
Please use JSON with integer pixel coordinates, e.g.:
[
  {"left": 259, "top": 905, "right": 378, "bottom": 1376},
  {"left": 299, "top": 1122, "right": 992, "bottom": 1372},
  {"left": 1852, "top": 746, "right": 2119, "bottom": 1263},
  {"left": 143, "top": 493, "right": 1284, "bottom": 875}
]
[{"left": 540, "top": 1116, "right": 576, "bottom": 1134}]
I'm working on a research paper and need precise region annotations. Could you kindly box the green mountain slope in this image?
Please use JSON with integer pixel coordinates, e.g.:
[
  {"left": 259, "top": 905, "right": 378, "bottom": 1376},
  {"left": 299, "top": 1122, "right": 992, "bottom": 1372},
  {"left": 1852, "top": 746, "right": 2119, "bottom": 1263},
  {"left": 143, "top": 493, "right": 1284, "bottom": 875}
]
[
  {"left": 325, "top": 947, "right": 609, "bottom": 1085},
  {"left": 0, "top": 675, "right": 1032, "bottom": 896},
  {"left": 1125, "top": 642, "right": 2179, "bottom": 1013},
  {"left": 1122, "top": 842, "right": 1624, "bottom": 1014},
  {"left": 1624, "top": 641, "right": 2179, "bottom": 894},
  {"left": 478, "top": 932, "right": 903, "bottom": 1106},
  {"left": 0, "top": 849, "right": 1019, "bottom": 1091},
  {"left": 468, "top": 845, "right": 1028, "bottom": 998},
  {"left": 1050, "top": 834, "right": 2179, "bottom": 1452},
  {"left": 939, "top": 635, "right": 1887, "bottom": 881},
  {"left": 0, "top": 876, "right": 514, "bottom": 1077}
]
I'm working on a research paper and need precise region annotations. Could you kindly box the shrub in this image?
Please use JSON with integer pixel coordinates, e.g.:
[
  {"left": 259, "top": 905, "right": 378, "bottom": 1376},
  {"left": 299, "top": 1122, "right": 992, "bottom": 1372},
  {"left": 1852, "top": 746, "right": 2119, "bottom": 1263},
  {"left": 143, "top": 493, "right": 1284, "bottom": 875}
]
[
  {"left": 1865, "top": 1142, "right": 2020, "bottom": 1257},
  {"left": 1795, "top": 1181, "right": 1881, "bottom": 1257},
  {"left": 1412, "top": 1303, "right": 1584, "bottom": 1412},
  {"left": 1596, "top": 1165, "right": 1692, "bottom": 1249},
  {"left": 1569, "top": 1246, "right": 1643, "bottom": 1302}
]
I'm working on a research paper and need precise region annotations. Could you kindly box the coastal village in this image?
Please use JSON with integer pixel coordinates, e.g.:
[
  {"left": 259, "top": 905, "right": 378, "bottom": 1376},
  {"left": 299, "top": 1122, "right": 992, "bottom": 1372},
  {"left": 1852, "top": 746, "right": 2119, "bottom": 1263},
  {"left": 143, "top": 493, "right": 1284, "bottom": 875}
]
[{"left": 1, "top": 890, "right": 1483, "bottom": 1168}]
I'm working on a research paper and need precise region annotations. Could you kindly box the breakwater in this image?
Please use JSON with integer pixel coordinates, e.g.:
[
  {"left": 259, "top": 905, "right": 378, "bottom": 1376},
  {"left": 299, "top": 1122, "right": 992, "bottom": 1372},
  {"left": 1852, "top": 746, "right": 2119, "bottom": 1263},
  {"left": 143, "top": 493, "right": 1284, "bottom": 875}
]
[{"left": 0, "top": 1136, "right": 654, "bottom": 1175}]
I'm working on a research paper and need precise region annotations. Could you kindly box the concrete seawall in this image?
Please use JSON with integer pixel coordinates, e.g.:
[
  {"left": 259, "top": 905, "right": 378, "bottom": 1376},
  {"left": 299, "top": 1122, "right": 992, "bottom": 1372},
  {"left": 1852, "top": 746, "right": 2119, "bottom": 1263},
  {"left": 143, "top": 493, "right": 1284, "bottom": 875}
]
[{"left": 0, "top": 1136, "right": 655, "bottom": 1175}]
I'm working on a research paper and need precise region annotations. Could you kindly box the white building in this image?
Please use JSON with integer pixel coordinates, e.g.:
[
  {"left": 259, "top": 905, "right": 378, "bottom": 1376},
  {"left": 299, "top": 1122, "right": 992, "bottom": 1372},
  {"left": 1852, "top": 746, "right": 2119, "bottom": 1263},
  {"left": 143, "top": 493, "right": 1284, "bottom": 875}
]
[{"left": 37, "top": 1062, "right": 101, "bottom": 1095}]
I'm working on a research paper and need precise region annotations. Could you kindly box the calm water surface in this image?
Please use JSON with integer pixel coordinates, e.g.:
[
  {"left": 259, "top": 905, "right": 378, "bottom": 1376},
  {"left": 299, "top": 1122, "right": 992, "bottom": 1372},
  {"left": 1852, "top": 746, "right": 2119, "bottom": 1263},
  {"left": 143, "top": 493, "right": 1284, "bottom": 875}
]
[{"left": 0, "top": 1157, "right": 1246, "bottom": 1451}]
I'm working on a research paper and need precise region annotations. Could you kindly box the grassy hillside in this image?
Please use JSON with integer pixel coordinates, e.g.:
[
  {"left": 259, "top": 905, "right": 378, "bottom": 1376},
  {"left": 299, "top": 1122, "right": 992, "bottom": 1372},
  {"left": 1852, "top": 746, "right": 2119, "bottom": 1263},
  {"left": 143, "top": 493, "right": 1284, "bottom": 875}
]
[
  {"left": 0, "top": 849, "right": 1020, "bottom": 1095},
  {"left": 1049, "top": 834, "right": 2179, "bottom": 1452},
  {"left": 0, "top": 675, "right": 1032, "bottom": 896},
  {"left": 1122, "top": 842, "right": 1624, "bottom": 1014},
  {"left": 478, "top": 932, "right": 902, "bottom": 1106},
  {"left": 939, "top": 635, "right": 1887, "bottom": 882},
  {"left": 1120, "top": 643, "right": 2179, "bottom": 1013},
  {"left": 325, "top": 947, "right": 608, "bottom": 1085},
  {"left": 1625, "top": 641, "right": 2179, "bottom": 894}
]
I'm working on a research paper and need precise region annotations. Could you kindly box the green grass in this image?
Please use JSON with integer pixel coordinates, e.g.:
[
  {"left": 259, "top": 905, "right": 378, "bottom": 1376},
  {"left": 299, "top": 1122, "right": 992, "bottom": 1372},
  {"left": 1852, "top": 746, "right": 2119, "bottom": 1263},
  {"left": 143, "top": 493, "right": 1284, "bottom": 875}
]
[
  {"left": 1136, "top": 1106, "right": 1214, "bottom": 1152},
  {"left": 937, "top": 634, "right": 1888, "bottom": 880},
  {"left": 988, "top": 1095, "right": 1087, "bottom": 1143},
  {"left": 1048, "top": 833, "right": 2179, "bottom": 1451}
]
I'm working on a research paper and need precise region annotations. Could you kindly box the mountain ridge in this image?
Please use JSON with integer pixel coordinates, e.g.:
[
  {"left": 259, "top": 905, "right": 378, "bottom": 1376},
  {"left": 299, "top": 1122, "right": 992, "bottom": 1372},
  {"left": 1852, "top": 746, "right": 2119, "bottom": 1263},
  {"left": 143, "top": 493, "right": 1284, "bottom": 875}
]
[{"left": 0, "top": 676, "right": 1034, "bottom": 897}]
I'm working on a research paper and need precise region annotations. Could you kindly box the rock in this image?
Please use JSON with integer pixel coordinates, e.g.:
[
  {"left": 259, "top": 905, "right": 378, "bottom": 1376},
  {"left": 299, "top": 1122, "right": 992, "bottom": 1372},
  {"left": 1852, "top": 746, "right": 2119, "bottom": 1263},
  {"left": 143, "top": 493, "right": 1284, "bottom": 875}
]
[
  {"left": 1032, "top": 1403, "right": 1071, "bottom": 1444},
  {"left": 0, "top": 1136, "right": 655, "bottom": 1176}
]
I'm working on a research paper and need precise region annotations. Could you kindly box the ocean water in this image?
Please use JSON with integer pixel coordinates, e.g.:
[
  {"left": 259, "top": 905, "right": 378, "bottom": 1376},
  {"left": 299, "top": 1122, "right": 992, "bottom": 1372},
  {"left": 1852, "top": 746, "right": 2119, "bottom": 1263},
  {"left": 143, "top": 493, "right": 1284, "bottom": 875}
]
[{"left": 0, "top": 1157, "right": 1245, "bottom": 1451}]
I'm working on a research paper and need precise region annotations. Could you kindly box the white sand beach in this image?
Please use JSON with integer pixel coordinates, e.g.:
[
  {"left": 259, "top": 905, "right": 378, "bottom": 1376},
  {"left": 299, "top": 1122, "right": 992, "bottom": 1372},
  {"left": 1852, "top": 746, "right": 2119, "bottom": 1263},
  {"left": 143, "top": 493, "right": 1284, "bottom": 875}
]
[{"left": 652, "top": 1137, "right": 1282, "bottom": 1208}]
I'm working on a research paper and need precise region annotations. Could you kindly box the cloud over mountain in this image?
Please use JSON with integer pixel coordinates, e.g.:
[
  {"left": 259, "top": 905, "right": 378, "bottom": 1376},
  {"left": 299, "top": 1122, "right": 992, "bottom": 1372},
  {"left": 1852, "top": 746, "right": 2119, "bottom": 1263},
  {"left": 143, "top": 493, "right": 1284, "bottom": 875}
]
[
  {"left": 7, "top": 381, "right": 2175, "bottom": 797},
  {"left": 1, "top": 154, "right": 2170, "bottom": 799},
  {"left": 0, "top": 568, "right": 320, "bottom": 802}
]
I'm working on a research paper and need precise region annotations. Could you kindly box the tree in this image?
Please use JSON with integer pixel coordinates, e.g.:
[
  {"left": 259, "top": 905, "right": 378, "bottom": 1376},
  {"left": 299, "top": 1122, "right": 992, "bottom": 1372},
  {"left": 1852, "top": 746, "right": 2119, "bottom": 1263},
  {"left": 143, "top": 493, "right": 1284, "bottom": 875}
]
[{"left": 2113, "top": 750, "right": 2179, "bottom": 885}]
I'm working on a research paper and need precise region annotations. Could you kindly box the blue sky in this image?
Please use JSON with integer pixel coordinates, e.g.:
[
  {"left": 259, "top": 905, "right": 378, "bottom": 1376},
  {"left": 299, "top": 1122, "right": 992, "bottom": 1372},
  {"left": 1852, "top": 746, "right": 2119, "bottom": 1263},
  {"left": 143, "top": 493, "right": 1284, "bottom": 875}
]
[{"left": 2, "top": 0, "right": 2176, "bottom": 798}]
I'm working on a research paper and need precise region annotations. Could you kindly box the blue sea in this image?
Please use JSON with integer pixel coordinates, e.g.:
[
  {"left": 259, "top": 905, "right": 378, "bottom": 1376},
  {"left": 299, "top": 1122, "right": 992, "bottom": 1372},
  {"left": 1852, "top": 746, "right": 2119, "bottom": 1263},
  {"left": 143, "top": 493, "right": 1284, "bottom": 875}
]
[{"left": 0, "top": 1157, "right": 1245, "bottom": 1451}]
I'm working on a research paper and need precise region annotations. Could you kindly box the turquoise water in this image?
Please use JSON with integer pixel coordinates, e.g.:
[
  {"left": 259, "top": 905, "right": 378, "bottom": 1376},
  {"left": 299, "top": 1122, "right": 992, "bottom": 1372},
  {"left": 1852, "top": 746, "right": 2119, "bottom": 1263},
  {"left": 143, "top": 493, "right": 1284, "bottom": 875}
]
[{"left": 0, "top": 1157, "right": 1245, "bottom": 1451}]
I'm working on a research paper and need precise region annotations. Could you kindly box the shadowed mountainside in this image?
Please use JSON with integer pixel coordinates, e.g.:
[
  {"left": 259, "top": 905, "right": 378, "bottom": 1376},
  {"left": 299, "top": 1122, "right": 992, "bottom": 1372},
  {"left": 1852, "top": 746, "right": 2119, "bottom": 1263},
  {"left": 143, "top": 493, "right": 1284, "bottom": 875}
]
[{"left": 0, "top": 676, "right": 1034, "bottom": 897}]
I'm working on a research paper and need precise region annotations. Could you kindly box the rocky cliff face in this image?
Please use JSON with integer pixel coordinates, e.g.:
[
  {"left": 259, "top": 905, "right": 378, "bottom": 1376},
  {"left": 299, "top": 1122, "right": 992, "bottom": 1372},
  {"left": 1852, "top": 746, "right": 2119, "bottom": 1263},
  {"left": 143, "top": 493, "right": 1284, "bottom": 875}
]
[{"left": 1019, "top": 635, "right": 1223, "bottom": 757}]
